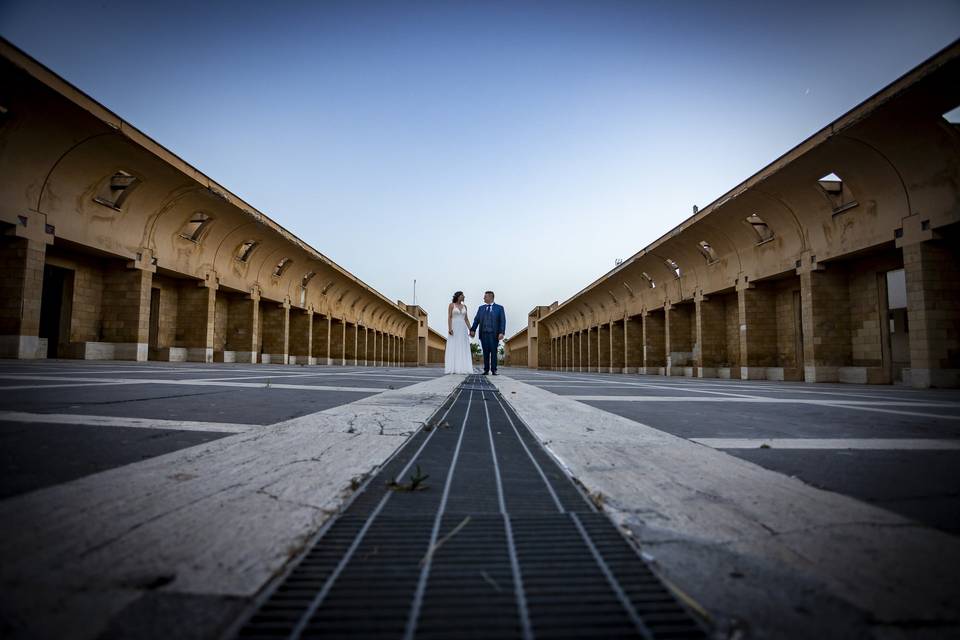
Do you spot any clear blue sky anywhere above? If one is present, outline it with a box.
[2,1,958,338]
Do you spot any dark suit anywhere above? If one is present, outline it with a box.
[471,303,506,373]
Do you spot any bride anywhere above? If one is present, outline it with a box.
[445,291,476,374]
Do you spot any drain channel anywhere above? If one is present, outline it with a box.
[234,375,708,639]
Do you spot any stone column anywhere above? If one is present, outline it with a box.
[259,299,290,365]
[625,316,642,373]
[737,279,778,380]
[345,322,357,366]
[171,279,217,363]
[569,332,576,371]
[329,319,344,365]
[695,292,725,378]
[569,334,576,370]
[642,310,666,375]
[312,314,330,365]
[586,327,595,372]
[100,264,153,361]
[360,326,367,366]
[902,236,960,388]
[289,309,314,364]
[226,290,260,363]
[610,319,625,374]
[796,267,849,383]
[354,324,361,366]
[0,235,47,358]
[665,303,695,376]
[598,323,610,371]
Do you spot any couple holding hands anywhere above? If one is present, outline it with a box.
[445,290,506,376]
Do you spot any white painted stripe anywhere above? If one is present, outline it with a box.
[0,382,132,391]
[566,395,958,407]
[0,375,383,393]
[0,411,252,433]
[567,394,960,420]
[534,380,941,403]
[691,438,960,450]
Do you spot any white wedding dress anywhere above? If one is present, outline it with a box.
[444,305,476,374]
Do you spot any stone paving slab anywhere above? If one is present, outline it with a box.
[491,374,960,639]
[0,373,462,640]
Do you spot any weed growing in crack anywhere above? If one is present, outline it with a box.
[387,465,430,492]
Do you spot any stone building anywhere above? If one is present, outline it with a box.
[506,42,960,388]
[0,39,444,366]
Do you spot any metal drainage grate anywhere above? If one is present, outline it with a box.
[234,375,708,639]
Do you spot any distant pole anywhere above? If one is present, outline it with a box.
[413,279,416,305]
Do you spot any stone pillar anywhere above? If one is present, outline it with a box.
[610,319,625,374]
[625,316,642,373]
[570,332,576,372]
[100,264,153,361]
[665,303,694,376]
[170,280,217,363]
[737,280,778,380]
[345,322,357,366]
[586,327,595,372]
[357,325,363,366]
[329,319,344,365]
[695,293,725,378]
[796,267,849,383]
[0,235,47,358]
[569,334,576,370]
[642,310,666,375]
[289,309,314,364]
[312,314,330,365]
[259,300,290,365]
[226,291,260,363]
[902,237,960,388]
[598,323,610,371]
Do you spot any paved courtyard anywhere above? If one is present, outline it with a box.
[0,360,445,501]
[2,361,959,639]
[503,368,960,533]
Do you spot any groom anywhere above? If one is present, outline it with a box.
[470,290,506,375]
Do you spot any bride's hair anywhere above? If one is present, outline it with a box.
[452,291,464,303]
